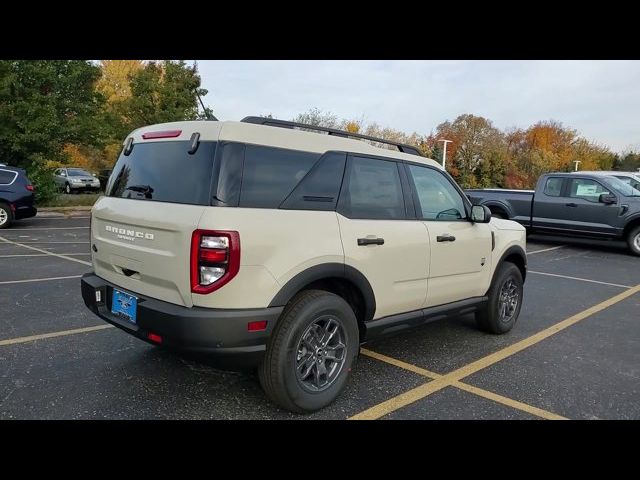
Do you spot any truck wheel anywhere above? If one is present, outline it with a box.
[0,202,12,229]
[476,262,523,334]
[491,212,506,219]
[627,226,640,256]
[258,289,359,413]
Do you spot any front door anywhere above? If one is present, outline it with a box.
[403,163,493,307]
[558,177,620,235]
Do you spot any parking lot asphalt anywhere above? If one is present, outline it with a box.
[1,218,639,419]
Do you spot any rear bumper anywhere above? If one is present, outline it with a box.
[81,272,283,369]
[14,205,37,219]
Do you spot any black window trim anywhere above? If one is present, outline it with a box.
[401,160,472,222]
[0,168,19,186]
[336,153,411,221]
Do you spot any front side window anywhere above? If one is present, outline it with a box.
[544,177,564,197]
[406,164,466,221]
[338,156,405,220]
[567,178,610,203]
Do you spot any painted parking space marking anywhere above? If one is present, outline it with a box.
[0,325,114,347]
[528,270,632,289]
[7,227,90,231]
[527,245,565,255]
[0,253,90,258]
[361,348,566,420]
[0,236,91,266]
[350,284,640,420]
[0,275,82,285]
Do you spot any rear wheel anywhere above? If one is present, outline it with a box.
[0,202,12,229]
[491,211,506,220]
[627,226,640,256]
[258,290,359,413]
[476,262,523,334]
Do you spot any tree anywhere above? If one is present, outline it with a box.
[96,60,143,105]
[121,60,208,130]
[0,60,105,170]
[293,108,338,128]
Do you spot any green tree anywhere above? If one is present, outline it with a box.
[121,60,209,131]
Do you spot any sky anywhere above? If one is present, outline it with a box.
[195,60,640,153]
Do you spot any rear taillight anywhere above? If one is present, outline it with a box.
[190,229,240,294]
[26,184,34,192]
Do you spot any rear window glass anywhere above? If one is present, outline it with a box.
[239,145,321,208]
[0,170,18,185]
[107,141,216,205]
[544,177,563,197]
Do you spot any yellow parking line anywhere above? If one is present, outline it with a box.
[360,348,567,420]
[351,284,640,420]
[0,325,114,347]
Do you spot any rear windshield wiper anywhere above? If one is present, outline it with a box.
[125,184,154,194]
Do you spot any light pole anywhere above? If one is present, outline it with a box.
[573,160,581,171]
[439,139,453,170]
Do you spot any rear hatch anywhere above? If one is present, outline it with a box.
[91,131,218,307]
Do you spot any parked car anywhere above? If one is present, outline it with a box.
[81,117,527,413]
[97,169,112,191]
[0,165,37,229]
[53,167,101,194]
[466,172,640,255]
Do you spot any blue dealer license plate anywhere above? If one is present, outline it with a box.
[111,289,138,324]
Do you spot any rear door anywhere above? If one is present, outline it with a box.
[91,139,218,307]
[337,155,430,320]
[403,163,493,307]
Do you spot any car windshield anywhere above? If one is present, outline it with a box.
[67,168,92,177]
[605,176,640,197]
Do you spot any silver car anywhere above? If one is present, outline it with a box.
[53,167,101,194]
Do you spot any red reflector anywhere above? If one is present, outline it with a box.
[248,321,268,332]
[9,203,16,212]
[142,130,182,140]
[199,248,227,263]
[26,184,34,191]
[148,332,163,344]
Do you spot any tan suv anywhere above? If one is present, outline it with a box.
[81,116,527,413]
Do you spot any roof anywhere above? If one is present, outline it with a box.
[128,120,442,169]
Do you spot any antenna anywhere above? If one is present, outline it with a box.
[196,89,218,121]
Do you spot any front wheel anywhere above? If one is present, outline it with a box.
[258,290,359,413]
[65,183,72,194]
[627,226,640,256]
[476,262,523,334]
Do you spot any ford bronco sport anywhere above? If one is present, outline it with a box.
[81,117,527,413]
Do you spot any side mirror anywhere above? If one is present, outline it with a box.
[599,193,617,205]
[471,205,492,223]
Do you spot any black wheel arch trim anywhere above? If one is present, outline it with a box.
[490,245,527,290]
[481,200,513,218]
[268,263,376,322]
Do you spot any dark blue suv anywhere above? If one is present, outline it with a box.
[0,166,37,229]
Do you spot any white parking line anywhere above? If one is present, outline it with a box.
[26,216,90,220]
[0,325,114,347]
[8,226,90,231]
[528,270,632,289]
[527,245,565,255]
[6,241,90,244]
[0,275,82,285]
[0,236,91,266]
[0,253,90,258]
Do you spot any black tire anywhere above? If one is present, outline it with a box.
[258,289,359,413]
[491,212,506,220]
[65,183,72,195]
[627,226,640,256]
[476,262,523,334]
[0,202,12,229]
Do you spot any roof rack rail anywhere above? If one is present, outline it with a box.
[240,116,423,157]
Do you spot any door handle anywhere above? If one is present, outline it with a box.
[436,234,456,242]
[357,237,384,246]
[565,203,578,207]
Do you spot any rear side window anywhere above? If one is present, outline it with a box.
[107,141,217,205]
[544,177,564,197]
[0,170,18,185]
[338,156,405,220]
[239,145,320,208]
[280,152,346,211]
